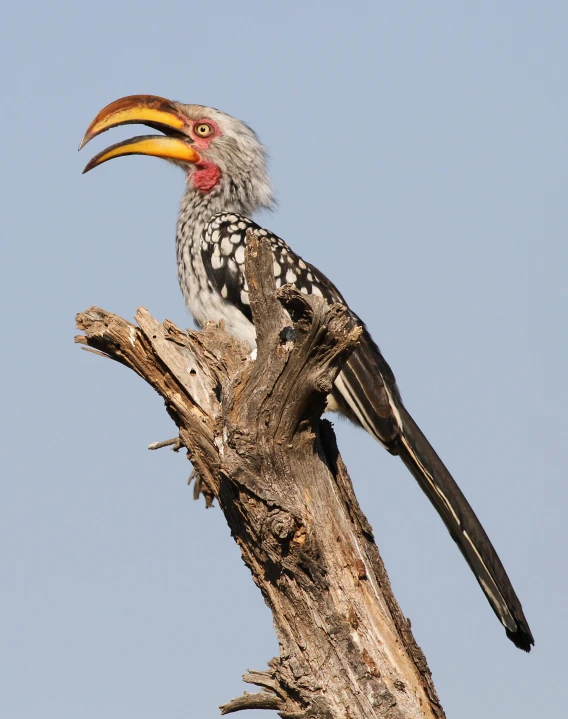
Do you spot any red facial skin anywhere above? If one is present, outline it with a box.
[187,118,223,192]
[192,162,222,192]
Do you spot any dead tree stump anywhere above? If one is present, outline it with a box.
[75,236,445,719]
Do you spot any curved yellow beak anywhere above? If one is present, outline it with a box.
[79,94,201,173]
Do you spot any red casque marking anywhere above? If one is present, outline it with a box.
[191,161,222,192]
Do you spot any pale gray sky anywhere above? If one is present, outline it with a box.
[1,1,566,717]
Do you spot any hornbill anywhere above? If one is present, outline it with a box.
[80,94,534,651]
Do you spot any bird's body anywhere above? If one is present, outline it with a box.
[178,205,338,347]
[80,94,534,651]
[177,207,401,440]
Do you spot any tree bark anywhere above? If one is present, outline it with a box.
[75,235,445,719]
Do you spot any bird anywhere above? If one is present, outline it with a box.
[79,94,534,651]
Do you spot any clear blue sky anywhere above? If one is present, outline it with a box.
[1,2,566,717]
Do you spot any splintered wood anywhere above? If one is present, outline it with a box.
[76,235,444,719]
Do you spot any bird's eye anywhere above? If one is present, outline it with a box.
[194,123,213,138]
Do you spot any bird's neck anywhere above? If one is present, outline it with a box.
[177,182,255,249]
[175,181,256,321]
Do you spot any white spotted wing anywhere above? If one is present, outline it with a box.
[200,213,345,321]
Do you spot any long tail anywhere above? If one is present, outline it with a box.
[395,402,534,650]
[332,329,534,651]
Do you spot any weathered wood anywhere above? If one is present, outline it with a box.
[75,234,445,719]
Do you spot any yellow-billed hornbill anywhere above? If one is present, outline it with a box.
[80,95,534,651]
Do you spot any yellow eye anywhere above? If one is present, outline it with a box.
[194,122,213,138]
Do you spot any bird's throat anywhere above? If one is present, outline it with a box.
[191,161,222,193]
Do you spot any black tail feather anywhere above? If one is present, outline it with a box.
[332,330,534,651]
[395,403,534,651]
